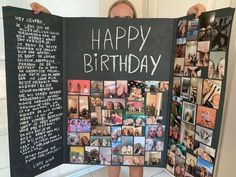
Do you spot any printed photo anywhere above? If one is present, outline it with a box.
[104,98,126,110]
[90,136,111,147]
[90,93,103,107]
[196,106,217,129]
[68,95,78,118]
[70,146,84,164]
[68,118,91,133]
[185,153,197,177]
[166,150,175,174]
[111,126,122,143]
[195,125,213,146]
[84,147,100,164]
[185,41,198,66]
[175,38,186,58]
[146,92,162,116]
[208,51,226,80]
[67,132,90,146]
[159,81,169,91]
[195,157,213,177]
[197,41,210,66]
[91,81,103,93]
[112,155,123,165]
[112,141,121,155]
[127,81,145,101]
[145,151,162,166]
[174,156,186,177]
[68,80,90,95]
[90,106,102,126]
[145,81,160,92]
[168,139,186,159]
[100,147,111,165]
[194,142,215,163]
[189,78,203,104]
[126,100,144,114]
[134,137,145,155]
[212,16,232,51]
[116,80,128,98]
[145,124,165,139]
[123,115,145,126]
[179,122,195,150]
[177,19,187,38]
[183,66,201,77]
[182,102,196,125]
[174,57,184,76]
[123,156,144,166]
[102,110,123,125]
[79,96,89,118]
[202,79,221,109]
[122,126,143,136]
[104,81,116,98]
[169,119,181,142]
[198,12,215,41]
[187,19,199,40]
[180,77,191,99]
[121,136,134,155]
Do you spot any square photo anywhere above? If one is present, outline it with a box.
[198,12,215,41]
[90,93,103,107]
[195,157,213,177]
[196,106,217,129]
[112,155,123,165]
[91,81,103,93]
[173,77,181,97]
[127,81,145,101]
[179,122,195,150]
[70,147,84,164]
[68,95,78,118]
[146,92,163,116]
[84,147,100,164]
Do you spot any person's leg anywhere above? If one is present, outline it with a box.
[129,167,143,177]
[107,166,121,177]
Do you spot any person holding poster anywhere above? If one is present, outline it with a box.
[30,1,206,177]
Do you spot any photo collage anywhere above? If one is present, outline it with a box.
[168,12,232,177]
[67,80,169,166]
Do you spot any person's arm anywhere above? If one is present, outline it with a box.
[187,3,206,18]
[30,2,51,14]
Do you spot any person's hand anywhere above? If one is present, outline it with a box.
[187,3,206,18]
[30,2,51,14]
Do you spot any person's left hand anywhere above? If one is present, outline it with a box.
[187,3,206,18]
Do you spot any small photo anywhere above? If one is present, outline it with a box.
[198,12,215,41]
[111,141,121,155]
[166,150,175,174]
[67,132,90,146]
[185,41,198,66]
[126,101,144,114]
[189,78,203,104]
[174,156,186,177]
[146,124,165,139]
[175,38,186,58]
[177,19,187,38]
[180,77,191,99]
[182,102,196,125]
[187,19,199,40]
[104,81,116,98]
[146,116,163,125]
[168,139,186,159]
[159,81,169,91]
[122,126,143,136]
[91,126,110,136]
[183,66,201,77]
[145,81,160,93]
[68,95,78,118]
[121,136,134,155]
[208,51,226,80]
[91,81,103,93]
[100,147,111,165]
[123,156,144,166]
[102,110,123,126]
[134,136,145,155]
[103,98,126,110]
[202,79,221,109]
[195,125,213,146]
[123,115,145,126]
[179,122,195,150]
[84,147,100,164]
[212,16,232,51]
[90,136,111,147]
[116,80,128,98]
[173,77,181,97]
[152,140,164,151]
[145,151,162,166]
[185,153,197,177]
[197,41,210,66]
[171,96,183,120]
[174,58,185,76]
[196,157,213,177]
[128,81,145,101]
[70,147,84,164]
[111,126,122,143]
[90,107,102,126]
[169,124,181,142]
[79,96,89,118]
[194,143,215,163]
[68,80,90,95]
[90,93,103,107]
[112,155,123,165]
[146,92,163,116]
[68,118,91,133]
[196,106,217,129]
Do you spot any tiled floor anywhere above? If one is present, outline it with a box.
[78,167,173,177]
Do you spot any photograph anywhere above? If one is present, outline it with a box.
[145,124,165,139]
[121,136,134,155]
[100,147,112,165]
[185,153,197,177]
[173,77,181,97]
[196,106,217,129]
[194,142,215,163]
[102,110,123,125]
[145,81,160,92]
[198,11,215,41]
[195,125,213,146]
[91,126,111,136]
[208,51,226,80]
[123,156,144,166]
[67,132,90,146]
[175,38,186,58]
[126,100,144,114]
[146,92,162,116]
[180,77,191,99]
[212,16,232,51]
[90,136,111,147]
[70,146,84,164]
[183,66,201,77]
[185,41,198,66]
[146,115,163,125]
[78,96,89,118]
[171,96,183,121]
[84,147,100,164]
[90,106,102,126]
[197,41,210,66]
[182,102,196,125]
[68,95,78,118]
[112,155,123,165]
[116,80,128,98]
[90,93,103,107]
[189,78,203,104]
[179,122,195,150]
[134,137,145,155]
[111,126,122,143]
[174,156,186,177]
[187,19,199,41]
[68,118,91,133]
[168,139,186,159]
[68,80,90,95]
[177,19,187,38]
[145,151,162,166]
[166,150,176,174]
[90,80,103,93]
[174,57,185,76]
[195,157,213,177]
[123,114,145,126]
[122,126,143,136]
[104,81,116,98]
[103,98,126,110]
[202,79,221,109]
[127,80,145,101]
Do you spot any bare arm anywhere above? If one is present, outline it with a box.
[187,3,206,18]
[30,2,51,14]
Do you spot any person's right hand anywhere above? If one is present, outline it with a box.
[30,2,51,14]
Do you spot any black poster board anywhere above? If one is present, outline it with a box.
[3,6,234,177]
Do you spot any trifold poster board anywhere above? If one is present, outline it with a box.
[2,6,234,177]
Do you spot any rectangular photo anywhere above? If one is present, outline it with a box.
[68,95,78,118]
[104,98,126,110]
[111,126,122,143]
[174,57,184,76]
[146,116,163,125]
[90,136,111,147]
[121,136,134,155]
[179,122,195,150]
[68,80,90,95]
[196,106,217,129]
[145,151,162,166]
[79,96,89,118]
[145,81,160,93]
[127,81,145,101]
[123,114,145,126]
[189,78,203,104]
[112,155,123,165]
[116,80,128,98]
[133,137,145,155]
[100,147,111,165]
[67,132,90,146]
[195,125,213,146]
[197,41,210,66]
[173,76,181,97]
[195,157,213,177]
[70,146,84,164]
[123,156,144,166]
[90,106,102,126]
[194,143,215,163]
[84,147,100,164]
[198,11,215,41]
[185,153,197,177]
[180,77,191,99]
[182,101,196,125]
[91,126,111,136]
[177,19,187,38]
[187,19,199,40]
[91,81,103,93]
[166,150,176,174]
[146,92,163,116]
[183,66,201,77]
[185,41,198,66]
[126,100,144,114]
[104,81,116,98]
[102,110,123,126]
[175,38,186,58]
[90,93,103,107]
